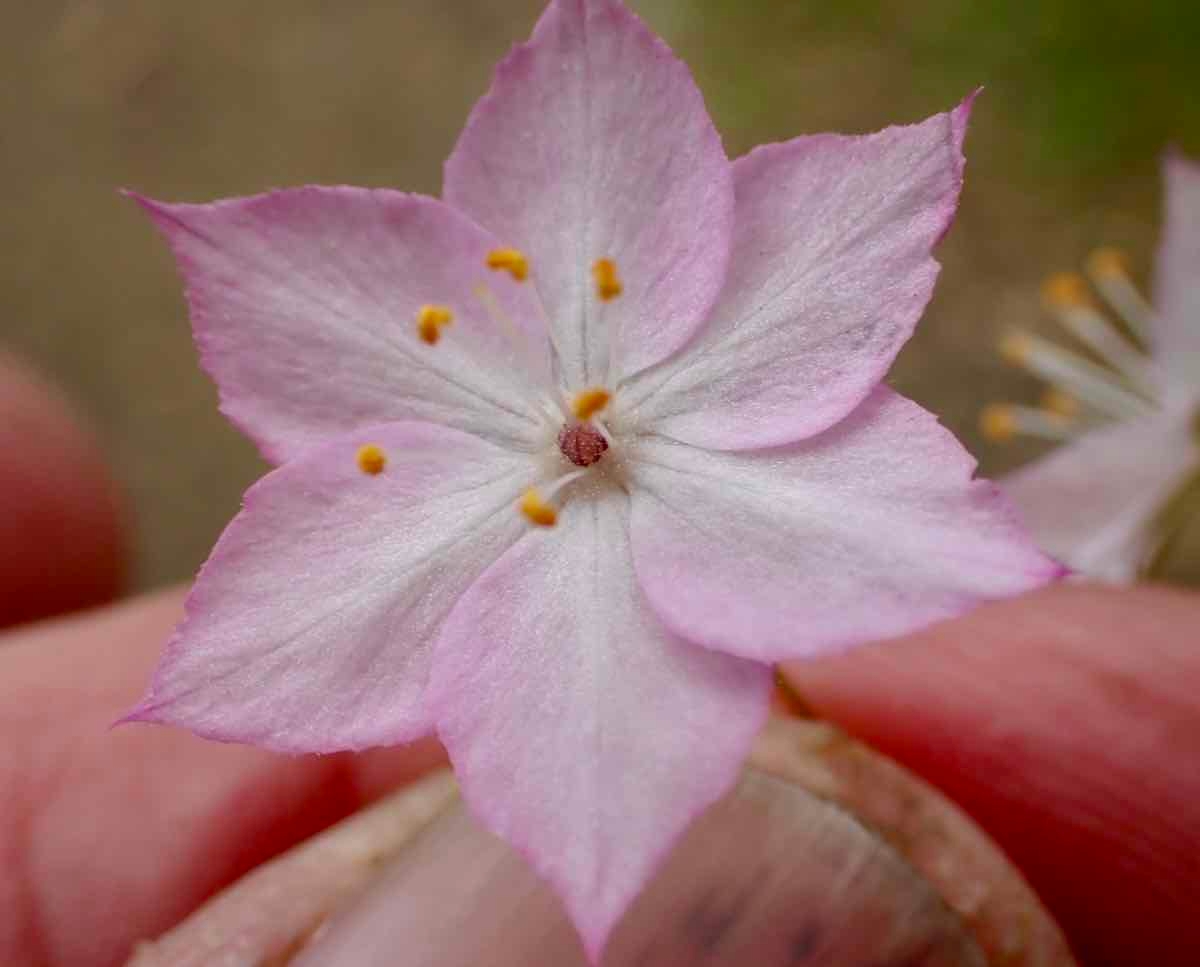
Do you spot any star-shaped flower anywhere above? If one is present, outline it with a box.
[984,153,1200,582]
[125,0,1059,958]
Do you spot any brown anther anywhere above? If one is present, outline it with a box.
[558,423,608,468]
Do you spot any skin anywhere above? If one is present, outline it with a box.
[1,353,1197,967]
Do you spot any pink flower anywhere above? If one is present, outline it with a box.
[125,0,1058,958]
[985,153,1200,582]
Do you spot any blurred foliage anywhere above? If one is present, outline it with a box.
[688,0,1200,182]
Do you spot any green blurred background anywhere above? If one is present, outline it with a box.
[3,0,1198,590]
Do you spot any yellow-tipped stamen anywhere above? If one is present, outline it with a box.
[1040,272,1092,311]
[998,329,1154,420]
[1041,289,1160,395]
[998,330,1034,366]
[486,247,529,282]
[980,404,1018,442]
[592,258,622,301]
[1040,387,1081,420]
[517,470,587,527]
[1084,246,1157,341]
[356,443,387,475]
[416,304,453,345]
[571,387,611,421]
[1086,247,1128,281]
[981,403,1074,443]
[520,488,558,527]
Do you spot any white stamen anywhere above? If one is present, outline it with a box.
[1087,269,1159,342]
[590,416,615,448]
[1003,404,1079,441]
[542,468,587,502]
[1003,331,1157,421]
[1049,303,1162,398]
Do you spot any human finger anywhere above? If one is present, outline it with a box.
[787,583,1200,966]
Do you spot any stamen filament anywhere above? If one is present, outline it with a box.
[591,418,614,447]
[519,470,586,527]
[1085,248,1157,341]
[999,330,1156,421]
[1045,300,1161,397]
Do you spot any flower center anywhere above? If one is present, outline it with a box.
[558,422,608,467]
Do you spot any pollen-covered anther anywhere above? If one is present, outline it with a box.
[1086,246,1129,281]
[520,488,558,527]
[1041,387,1080,420]
[592,258,622,301]
[980,404,1018,442]
[998,330,1033,366]
[571,387,611,421]
[1040,272,1092,310]
[356,443,387,475]
[486,248,529,282]
[416,304,453,345]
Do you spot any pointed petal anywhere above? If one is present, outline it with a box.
[1003,415,1198,582]
[1153,152,1200,382]
[628,387,1061,662]
[429,489,771,961]
[133,188,554,463]
[443,0,734,387]
[621,96,975,450]
[125,422,537,752]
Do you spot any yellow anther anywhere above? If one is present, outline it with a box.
[1041,387,1079,420]
[1040,272,1092,310]
[416,304,453,345]
[592,258,622,301]
[1087,247,1129,281]
[979,404,1017,442]
[998,330,1033,366]
[486,248,529,282]
[356,443,387,475]
[571,387,611,421]
[520,488,558,527]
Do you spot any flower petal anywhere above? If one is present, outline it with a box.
[124,422,537,752]
[1002,415,1198,582]
[443,0,733,388]
[429,488,771,962]
[133,188,554,463]
[628,386,1061,662]
[620,95,975,451]
[1153,152,1200,382]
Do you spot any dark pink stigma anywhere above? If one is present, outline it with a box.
[558,423,608,467]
